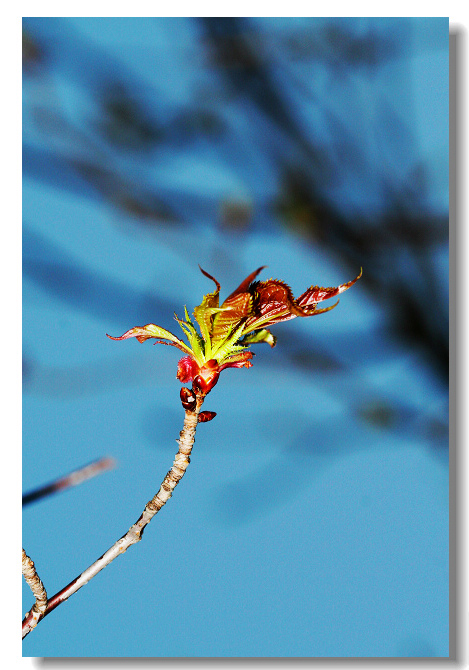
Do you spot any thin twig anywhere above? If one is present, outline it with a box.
[22,399,203,639]
[22,456,116,507]
[22,549,48,636]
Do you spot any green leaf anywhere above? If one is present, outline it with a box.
[240,329,277,348]
[211,320,247,361]
[107,324,193,355]
[184,305,194,328]
[175,312,204,362]
[193,268,223,351]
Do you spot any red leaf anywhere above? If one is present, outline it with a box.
[297,269,362,308]
[225,266,266,301]
[198,266,221,293]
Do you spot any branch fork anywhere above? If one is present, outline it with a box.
[22,397,203,639]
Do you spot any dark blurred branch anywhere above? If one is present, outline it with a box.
[199,17,334,180]
[274,163,449,379]
[22,457,116,507]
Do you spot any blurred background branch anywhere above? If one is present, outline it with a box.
[22,457,116,507]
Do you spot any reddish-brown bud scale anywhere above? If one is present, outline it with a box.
[192,359,220,395]
[192,376,206,394]
[192,372,220,395]
[180,387,197,411]
[198,411,217,423]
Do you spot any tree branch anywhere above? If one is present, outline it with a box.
[22,548,48,636]
[22,456,116,507]
[22,398,203,639]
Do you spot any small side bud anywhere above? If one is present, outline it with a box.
[198,411,217,423]
[180,387,197,411]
